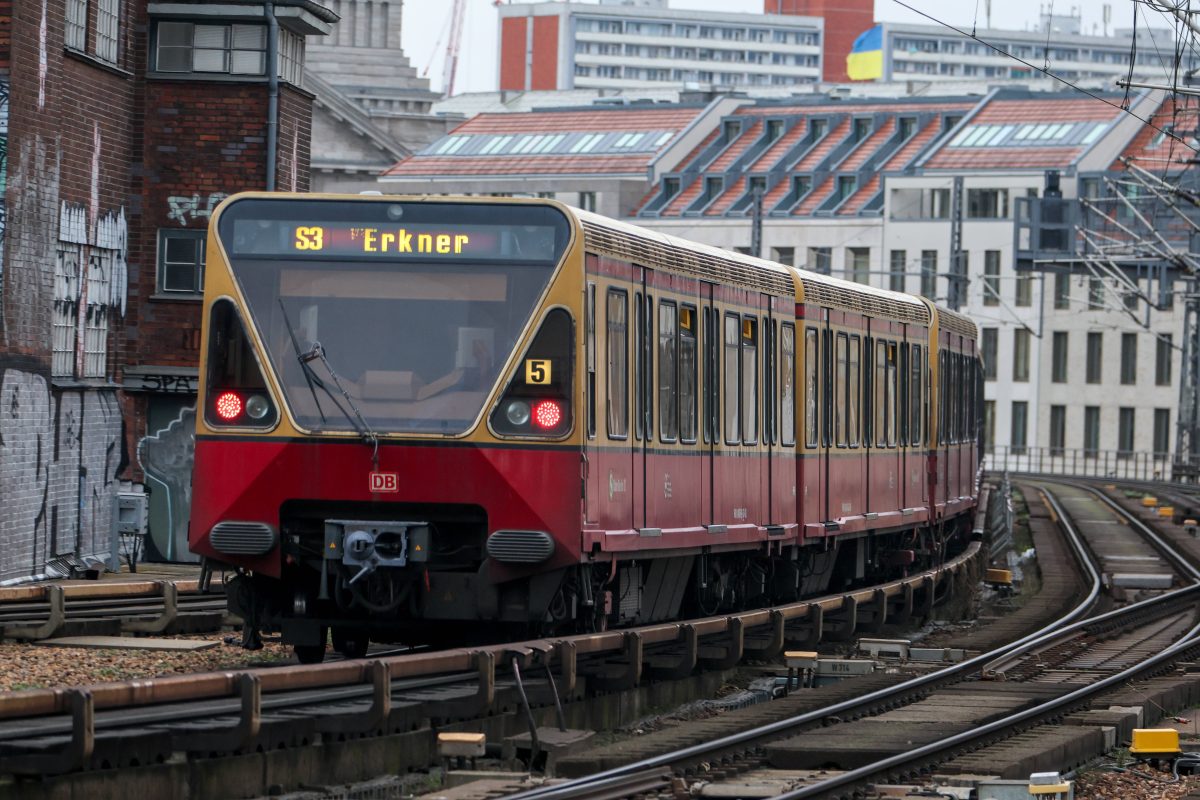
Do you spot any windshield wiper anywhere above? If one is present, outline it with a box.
[278,300,380,466]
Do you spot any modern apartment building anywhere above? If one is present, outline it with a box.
[498,1,824,92]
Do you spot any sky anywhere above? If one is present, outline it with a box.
[399,0,1147,95]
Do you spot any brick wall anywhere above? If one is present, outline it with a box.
[766,0,874,83]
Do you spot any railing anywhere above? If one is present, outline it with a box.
[983,446,1177,482]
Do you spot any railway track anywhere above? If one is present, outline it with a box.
[0,508,990,798]
[496,480,1200,800]
[0,578,228,640]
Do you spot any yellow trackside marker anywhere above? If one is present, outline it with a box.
[526,359,552,385]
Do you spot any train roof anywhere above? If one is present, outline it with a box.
[574,208,796,298]
[792,268,930,328]
[935,306,978,340]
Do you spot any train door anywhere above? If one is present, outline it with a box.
[820,310,832,524]
[763,294,776,525]
[633,273,650,531]
[799,313,824,529]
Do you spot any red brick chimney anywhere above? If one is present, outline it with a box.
[767,0,875,83]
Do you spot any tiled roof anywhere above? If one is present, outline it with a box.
[708,120,763,171]
[922,94,1122,170]
[1112,97,1188,169]
[838,174,880,216]
[795,176,834,215]
[382,104,707,179]
[880,121,943,171]
[705,176,747,216]
[792,118,851,172]
[660,179,705,216]
[747,120,807,171]
[839,119,897,171]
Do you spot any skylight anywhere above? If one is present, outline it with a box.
[419,130,677,158]
[946,120,1109,149]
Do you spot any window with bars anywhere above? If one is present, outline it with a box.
[66,0,121,64]
[53,247,82,378]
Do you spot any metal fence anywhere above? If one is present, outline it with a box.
[982,447,1176,482]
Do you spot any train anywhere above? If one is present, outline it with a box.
[189,193,981,663]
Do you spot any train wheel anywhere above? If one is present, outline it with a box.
[332,627,370,659]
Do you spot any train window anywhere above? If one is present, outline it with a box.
[680,305,698,443]
[875,340,888,447]
[804,328,818,448]
[887,342,898,447]
[937,350,945,445]
[910,345,921,446]
[782,324,796,447]
[606,289,628,439]
[742,317,758,444]
[658,301,678,442]
[848,335,861,447]
[898,343,909,447]
[634,293,644,441]
[702,307,714,444]
[822,329,833,447]
[835,333,848,447]
[587,283,596,439]
[764,319,776,445]
[724,314,741,444]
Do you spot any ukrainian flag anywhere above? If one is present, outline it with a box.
[846,25,883,81]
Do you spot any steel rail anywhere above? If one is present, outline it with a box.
[500,485,1108,800]
[0,541,983,722]
[768,484,1200,800]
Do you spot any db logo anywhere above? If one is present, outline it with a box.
[369,472,399,493]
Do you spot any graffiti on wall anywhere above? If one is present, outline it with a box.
[138,407,196,562]
[0,78,8,306]
[0,366,123,581]
[168,193,228,226]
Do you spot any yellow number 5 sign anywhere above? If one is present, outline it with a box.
[525,359,552,385]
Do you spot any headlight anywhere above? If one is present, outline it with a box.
[506,400,531,426]
[245,394,271,420]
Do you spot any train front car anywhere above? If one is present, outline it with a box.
[190,194,582,661]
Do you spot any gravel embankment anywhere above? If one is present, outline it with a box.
[1075,765,1200,799]
[0,634,292,691]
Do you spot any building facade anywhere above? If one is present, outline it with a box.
[383,86,1187,474]
[497,1,824,93]
[0,0,333,580]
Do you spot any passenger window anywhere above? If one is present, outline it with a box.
[886,341,898,447]
[822,329,833,447]
[899,343,909,447]
[848,335,860,447]
[680,306,697,443]
[724,313,741,444]
[606,289,628,439]
[765,319,776,445]
[659,301,678,442]
[634,293,644,441]
[835,333,848,447]
[703,307,714,444]
[643,294,653,437]
[742,317,758,444]
[875,340,888,447]
[804,327,818,448]
[908,345,917,446]
[587,282,596,439]
[782,324,796,447]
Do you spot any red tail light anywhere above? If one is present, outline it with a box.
[215,391,244,421]
[532,400,563,431]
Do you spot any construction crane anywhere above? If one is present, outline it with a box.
[442,0,467,97]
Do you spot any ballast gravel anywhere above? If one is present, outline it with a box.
[1074,765,1200,799]
[0,633,292,691]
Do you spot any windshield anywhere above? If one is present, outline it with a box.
[216,197,571,434]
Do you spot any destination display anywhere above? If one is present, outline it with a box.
[226,216,561,263]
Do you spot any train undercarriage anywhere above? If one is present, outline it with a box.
[224,502,973,663]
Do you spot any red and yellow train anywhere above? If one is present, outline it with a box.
[189,193,980,662]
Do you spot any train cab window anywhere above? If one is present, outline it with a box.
[848,335,861,447]
[910,345,922,446]
[804,328,818,448]
[658,301,678,442]
[742,317,758,444]
[875,340,888,447]
[587,283,596,438]
[782,324,796,447]
[724,313,741,444]
[835,333,848,447]
[606,289,628,439]
[680,306,698,443]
